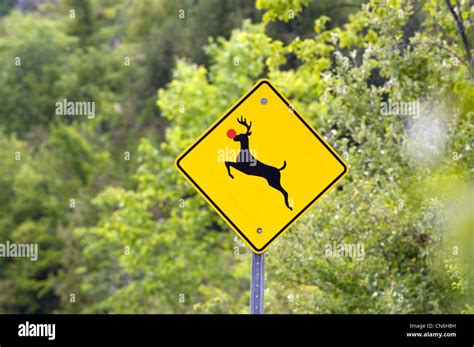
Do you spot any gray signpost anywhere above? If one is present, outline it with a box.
[175,80,348,315]
[250,252,265,314]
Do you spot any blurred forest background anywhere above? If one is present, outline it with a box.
[0,0,472,314]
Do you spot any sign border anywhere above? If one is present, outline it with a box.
[175,79,348,253]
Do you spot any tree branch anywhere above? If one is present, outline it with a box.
[445,0,472,67]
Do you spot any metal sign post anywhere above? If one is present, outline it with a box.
[250,252,265,314]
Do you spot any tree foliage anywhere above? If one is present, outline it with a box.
[0,0,472,313]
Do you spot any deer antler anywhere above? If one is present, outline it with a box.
[237,116,252,135]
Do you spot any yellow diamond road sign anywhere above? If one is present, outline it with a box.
[175,79,348,253]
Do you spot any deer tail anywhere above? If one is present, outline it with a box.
[278,161,287,171]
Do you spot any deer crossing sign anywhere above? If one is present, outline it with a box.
[175,80,348,253]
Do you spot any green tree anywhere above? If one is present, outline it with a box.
[0,125,108,313]
[0,12,76,134]
[80,0,472,313]
[62,0,95,46]
[0,0,471,315]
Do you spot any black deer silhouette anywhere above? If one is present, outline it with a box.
[225,116,292,210]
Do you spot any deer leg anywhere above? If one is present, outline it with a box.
[268,180,293,211]
[225,161,235,179]
[281,187,293,211]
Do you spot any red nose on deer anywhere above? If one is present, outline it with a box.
[227,129,236,139]
[225,116,292,210]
